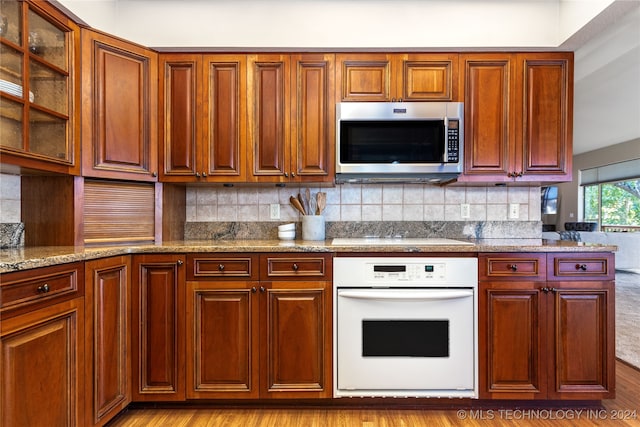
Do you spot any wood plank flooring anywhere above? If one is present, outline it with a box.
[107,360,640,427]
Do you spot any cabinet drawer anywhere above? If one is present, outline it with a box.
[547,253,614,281]
[260,254,332,280]
[479,254,546,281]
[187,254,258,280]
[0,262,84,315]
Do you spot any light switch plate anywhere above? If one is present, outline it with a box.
[509,203,519,219]
[270,204,280,219]
[460,203,470,219]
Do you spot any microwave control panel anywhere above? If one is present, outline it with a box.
[447,119,460,163]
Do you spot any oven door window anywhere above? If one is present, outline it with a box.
[362,320,448,357]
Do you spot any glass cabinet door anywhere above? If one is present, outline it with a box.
[0,0,74,167]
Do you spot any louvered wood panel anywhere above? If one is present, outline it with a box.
[83,180,155,244]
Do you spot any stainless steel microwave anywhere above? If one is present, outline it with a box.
[336,102,463,183]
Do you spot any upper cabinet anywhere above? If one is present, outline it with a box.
[248,53,335,183]
[161,53,334,184]
[81,29,158,181]
[460,52,573,183]
[336,53,459,102]
[160,54,248,182]
[0,0,80,174]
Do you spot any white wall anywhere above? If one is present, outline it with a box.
[572,5,640,154]
[56,0,606,48]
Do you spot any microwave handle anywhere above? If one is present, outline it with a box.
[338,289,473,301]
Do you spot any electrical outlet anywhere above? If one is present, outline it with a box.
[460,203,470,219]
[269,204,280,220]
[509,203,520,219]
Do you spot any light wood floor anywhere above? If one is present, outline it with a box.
[107,360,640,427]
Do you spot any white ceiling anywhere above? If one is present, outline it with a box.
[56,0,640,155]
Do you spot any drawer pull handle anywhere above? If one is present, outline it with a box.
[292,263,299,271]
[37,284,50,293]
[576,264,588,271]
[508,264,518,271]
[218,264,225,271]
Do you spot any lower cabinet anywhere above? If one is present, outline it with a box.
[186,253,333,399]
[1,263,85,427]
[479,252,615,400]
[132,254,186,401]
[84,256,131,426]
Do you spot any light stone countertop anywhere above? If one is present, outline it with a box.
[0,239,617,273]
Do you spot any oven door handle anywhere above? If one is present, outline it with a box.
[338,289,474,301]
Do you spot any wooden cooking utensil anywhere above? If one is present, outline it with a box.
[316,192,326,215]
[297,193,307,215]
[290,195,306,215]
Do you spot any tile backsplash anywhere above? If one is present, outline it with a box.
[187,184,541,223]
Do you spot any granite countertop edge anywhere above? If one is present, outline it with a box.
[0,239,618,273]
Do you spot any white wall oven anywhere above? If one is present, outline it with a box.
[334,256,478,398]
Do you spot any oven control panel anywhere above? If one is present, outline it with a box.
[370,262,447,282]
[334,257,478,287]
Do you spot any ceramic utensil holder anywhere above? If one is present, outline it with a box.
[302,215,325,241]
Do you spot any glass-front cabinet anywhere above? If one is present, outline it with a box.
[0,0,79,174]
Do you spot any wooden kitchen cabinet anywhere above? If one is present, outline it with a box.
[1,262,85,427]
[478,252,614,400]
[0,0,80,175]
[159,54,248,182]
[248,53,335,183]
[84,256,131,426]
[131,254,186,401]
[185,253,332,399]
[460,52,573,183]
[336,53,458,102]
[81,28,158,181]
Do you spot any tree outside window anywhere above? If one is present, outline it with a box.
[584,179,640,231]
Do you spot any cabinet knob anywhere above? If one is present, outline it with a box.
[576,264,588,271]
[251,287,257,293]
[177,260,184,266]
[260,286,266,293]
[152,171,157,177]
[508,264,518,272]
[195,172,201,178]
[541,287,549,293]
[291,172,296,178]
[218,264,225,271]
[284,172,289,178]
[292,263,299,271]
[37,283,50,293]
[202,172,207,177]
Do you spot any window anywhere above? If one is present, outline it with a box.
[583,179,640,231]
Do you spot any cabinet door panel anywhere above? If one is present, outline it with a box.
[1,299,83,427]
[480,284,545,399]
[262,284,330,398]
[460,56,513,181]
[402,54,458,101]
[132,255,185,401]
[291,54,334,181]
[81,30,158,181]
[518,54,572,180]
[160,56,199,179]
[337,54,392,101]
[549,285,614,399]
[248,55,290,181]
[85,256,130,426]
[186,285,259,398]
[203,56,247,180]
